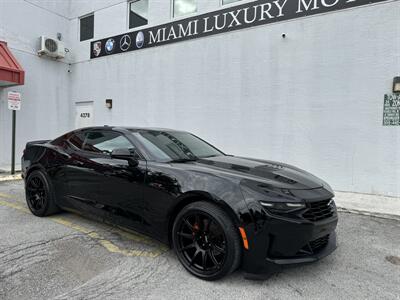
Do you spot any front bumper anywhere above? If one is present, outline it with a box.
[241,206,338,279]
[266,231,337,265]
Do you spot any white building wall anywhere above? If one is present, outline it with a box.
[0,0,72,170]
[0,0,399,197]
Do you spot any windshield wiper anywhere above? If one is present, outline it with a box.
[169,158,198,163]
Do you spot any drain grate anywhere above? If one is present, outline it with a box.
[385,255,400,265]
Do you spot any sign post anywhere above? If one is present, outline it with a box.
[11,110,16,174]
[7,91,21,175]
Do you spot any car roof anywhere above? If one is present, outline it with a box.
[75,126,187,133]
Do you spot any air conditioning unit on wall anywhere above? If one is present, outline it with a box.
[38,36,65,59]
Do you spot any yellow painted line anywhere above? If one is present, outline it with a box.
[49,216,168,258]
[0,199,30,213]
[0,195,168,258]
[0,192,14,199]
[114,226,169,250]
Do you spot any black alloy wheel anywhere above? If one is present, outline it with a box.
[25,170,60,217]
[172,202,241,280]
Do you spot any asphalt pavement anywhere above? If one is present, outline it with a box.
[0,180,399,300]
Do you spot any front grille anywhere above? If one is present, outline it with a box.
[297,234,330,255]
[302,199,334,222]
[309,235,330,252]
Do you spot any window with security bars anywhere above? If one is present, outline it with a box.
[80,14,94,41]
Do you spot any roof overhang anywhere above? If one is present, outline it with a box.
[0,41,25,87]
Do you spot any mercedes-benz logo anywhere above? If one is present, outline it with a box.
[120,35,131,52]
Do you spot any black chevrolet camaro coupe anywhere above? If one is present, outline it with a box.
[22,126,338,280]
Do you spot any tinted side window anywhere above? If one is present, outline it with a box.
[68,132,85,149]
[51,132,85,149]
[51,134,69,147]
[83,131,134,154]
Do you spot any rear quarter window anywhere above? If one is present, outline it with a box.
[51,132,85,149]
[68,132,85,149]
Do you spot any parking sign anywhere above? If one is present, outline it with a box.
[7,91,21,110]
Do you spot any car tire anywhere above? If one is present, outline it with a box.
[172,201,241,281]
[25,170,61,217]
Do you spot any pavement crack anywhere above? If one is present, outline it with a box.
[0,233,84,257]
[287,283,303,296]
[0,233,88,281]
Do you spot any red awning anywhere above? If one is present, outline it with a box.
[0,41,25,87]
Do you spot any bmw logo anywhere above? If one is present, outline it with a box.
[136,31,145,49]
[105,38,115,54]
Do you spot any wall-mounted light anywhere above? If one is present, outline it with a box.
[393,77,400,93]
[106,99,112,109]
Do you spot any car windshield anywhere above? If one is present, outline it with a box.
[131,130,224,162]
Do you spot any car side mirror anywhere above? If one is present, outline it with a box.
[111,148,139,167]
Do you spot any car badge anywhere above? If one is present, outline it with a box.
[120,34,131,52]
[136,31,145,49]
[92,41,102,57]
[105,38,115,54]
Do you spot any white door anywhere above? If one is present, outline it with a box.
[75,101,94,129]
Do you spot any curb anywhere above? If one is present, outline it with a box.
[0,174,22,182]
[337,207,400,222]
[334,191,400,220]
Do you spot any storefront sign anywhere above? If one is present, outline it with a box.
[7,91,21,110]
[383,94,400,126]
[91,0,389,59]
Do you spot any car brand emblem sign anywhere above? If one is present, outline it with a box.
[105,38,115,53]
[92,0,388,59]
[92,41,102,57]
[136,31,145,49]
[120,35,131,52]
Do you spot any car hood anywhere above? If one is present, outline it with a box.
[187,155,326,190]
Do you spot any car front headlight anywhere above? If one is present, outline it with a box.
[259,201,306,214]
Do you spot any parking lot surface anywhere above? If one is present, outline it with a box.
[0,180,399,300]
